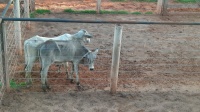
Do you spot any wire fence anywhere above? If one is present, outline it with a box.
[0,22,4,104]
[0,0,30,103]
[1,19,200,94]
[1,0,200,105]
[13,22,113,92]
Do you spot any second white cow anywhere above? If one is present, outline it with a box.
[24,29,92,85]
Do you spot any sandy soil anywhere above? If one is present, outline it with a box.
[1,13,200,111]
[1,90,200,112]
[35,0,157,13]
[1,0,200,112]
[34,0,200,13]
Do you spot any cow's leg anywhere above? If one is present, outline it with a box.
[25,56,36,86]
[73,63,82,90]
[65,62,69,79]
[67,63,74,83]
[56,63,62,73]
[40,64,50,92]
[24,46,38,86]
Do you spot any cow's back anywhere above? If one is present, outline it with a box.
[59,40,88,61]
[52,33,72,40]
[25,34,72,47]
[24,35,47,47]
[40,40,88,62]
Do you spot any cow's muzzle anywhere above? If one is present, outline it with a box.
[90,68,94,71]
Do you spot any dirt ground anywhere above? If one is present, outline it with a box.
[35,0,157,13]
[0,13,200,112]
[1,0,200,112]
[34,0,200,13]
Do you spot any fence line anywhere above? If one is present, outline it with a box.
[0,0,200,104]
[2,17,200,25]
[0,0,31,104]
[157,0,200,15]
[1,17,200,94]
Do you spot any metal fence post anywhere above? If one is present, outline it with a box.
[14,0,22,55]
[0,22,10,92]
[110,24,122,94]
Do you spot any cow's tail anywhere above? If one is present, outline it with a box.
[24,41,29,71]
[37,43,43,72]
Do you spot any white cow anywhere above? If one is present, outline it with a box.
[24,29,92,85]
[39,39,98,91]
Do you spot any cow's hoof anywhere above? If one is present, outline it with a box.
[70,79,74,83]
[77,86,82,90]
[76,84,84,91]
[26,81,32,88]
[43,88,47,92]
[46,85,51,90]
[42,85,47,92]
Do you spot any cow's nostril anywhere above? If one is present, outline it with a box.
[90,68,94,71]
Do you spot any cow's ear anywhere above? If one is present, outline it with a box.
[94,48,99,54]
[84,34,93,38]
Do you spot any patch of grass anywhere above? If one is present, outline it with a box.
[145,11,153,14]
[10,80,18,88]
[175,0,196,3]
[0,80,27,89]
[129,0,157,2]
[132,12,142,15]
[10,80,27,89]
[0,81,2,88]
[30,9,51,18]
[79,10,97,14]
[64,8,129,14]
[111,0,127,2]
[64,8,76,13]
[64,9,96,14]
[100,10,129,14]
[30,12,36,18]
[35,9,51,14]
[64,9,145,15]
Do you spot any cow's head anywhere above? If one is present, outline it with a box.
[85,48,99,71]
[75,29,93,43]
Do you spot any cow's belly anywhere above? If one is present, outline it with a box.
[54,56,73,62]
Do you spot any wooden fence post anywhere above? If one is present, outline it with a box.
[1,22,10,92]
[96,0,101,14]
[14,0,22,55]
[24,0,31,29]
[156,0,168,15]
[30,0,35,11]
[110,24,122,94]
